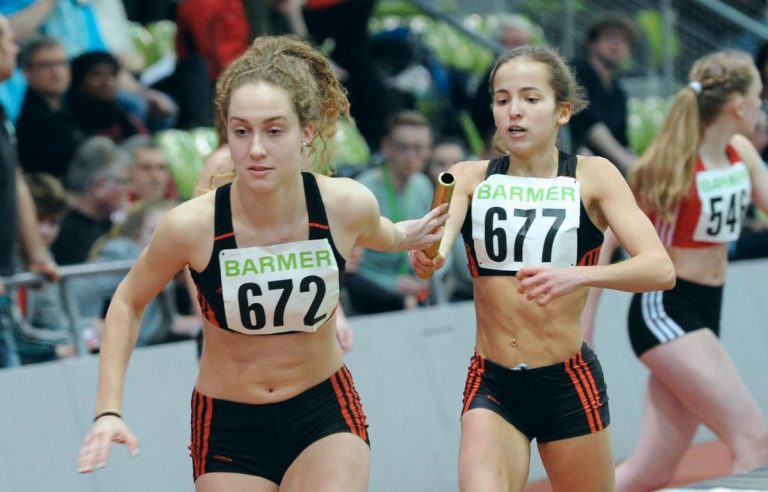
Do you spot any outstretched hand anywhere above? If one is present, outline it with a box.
[516,266,584,306]
[408,249,447,278]
[77,416,140,474]
[396,203,449,251]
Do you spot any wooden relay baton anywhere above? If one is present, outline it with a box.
[417,172,456,279]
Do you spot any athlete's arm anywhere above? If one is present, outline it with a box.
[731,134,768,215]
[517,157,675,305]
[77,203,202,473]
[338,177,448,252]
[576,157,674,291]
[410,160,478,277]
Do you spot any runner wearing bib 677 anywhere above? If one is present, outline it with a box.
[409,45,674,492]
[614,51,768,492]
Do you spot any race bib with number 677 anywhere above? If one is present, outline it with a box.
[471,174,581,272]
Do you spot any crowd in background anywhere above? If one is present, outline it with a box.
[2,0,768,368]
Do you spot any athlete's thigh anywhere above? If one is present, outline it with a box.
[641,329,763,439]
[537,428,614,492]
[459,408,531,492]
[280,432,370,492]
[196,472,278,492]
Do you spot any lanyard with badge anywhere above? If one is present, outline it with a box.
[382,166,410,274]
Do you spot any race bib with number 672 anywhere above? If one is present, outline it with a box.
[219,239,339,335]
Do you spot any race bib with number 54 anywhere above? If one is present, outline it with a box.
[692,163,750,243]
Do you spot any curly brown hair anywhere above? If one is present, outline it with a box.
[214,35,351,174]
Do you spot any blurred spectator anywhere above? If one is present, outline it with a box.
[67,51,148,143]
[121,135,176,202]
[346,110,433,314]
[122,0,176,24]
[72,199,199,348]
[0,14,59,368]
[172,0,250,129]
[303,0,388,148]
[171,0,300,129]
[470,14,539,145]
[16,172,75,364]
[89,0,179,132]
[16,34,84,177]
[426,137,473,302]
[1,0,107,122]
[51,136,132,265]
[569,13,638,174]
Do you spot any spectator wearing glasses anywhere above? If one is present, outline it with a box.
[51,136,132,266]
[347,110,434,313]
[16,34,84,178]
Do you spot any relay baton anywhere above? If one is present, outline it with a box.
[417,172,455,279]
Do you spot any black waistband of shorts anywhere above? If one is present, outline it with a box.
[475,342,595,376]
[672,277,724,296]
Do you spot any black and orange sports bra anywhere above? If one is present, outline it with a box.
[190,172,346,335]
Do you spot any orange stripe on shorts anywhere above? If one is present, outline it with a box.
[565,358,598,433]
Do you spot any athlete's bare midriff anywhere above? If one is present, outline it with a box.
[472,276,587,368]
[668,244,729,286]
[195,314,343,404]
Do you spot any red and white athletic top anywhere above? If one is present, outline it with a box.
[651,145,751,248]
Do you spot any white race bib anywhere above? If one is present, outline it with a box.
[693,163,751,243]
[219,239,339,335]
[472,174,580,271]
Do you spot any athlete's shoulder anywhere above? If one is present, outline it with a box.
[314,172,373,199]
[450,159,490,182]
[729,134,760,160]
[450,159,489,176]
[575,154,616,173]
[728,134,764,173]
[314,173,379,221]
[158,193,215,239]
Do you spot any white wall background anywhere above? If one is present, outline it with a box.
[1,259,766,492]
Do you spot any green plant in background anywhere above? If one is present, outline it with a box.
[627,96,671,156]
[309,119,371,175]
[189,127,219,159]
[369,14,494,76]
[155,129,205,200]
[128,21,177,70]
[374,0,425,17]
[637,9,679,70]
[146,21,177,62]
